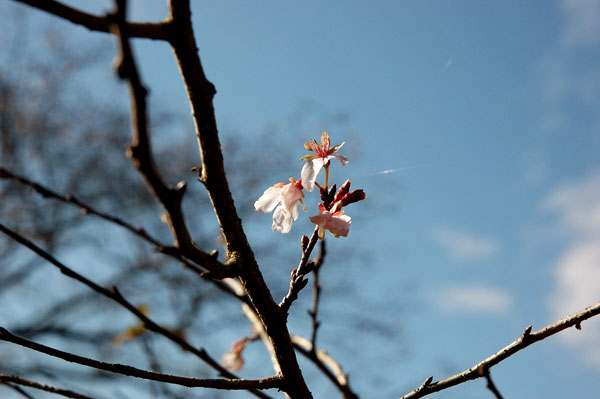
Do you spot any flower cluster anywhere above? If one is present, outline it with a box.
[255,131,365,239]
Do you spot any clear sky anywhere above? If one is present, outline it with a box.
[10,1,600,398]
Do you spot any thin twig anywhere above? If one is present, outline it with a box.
[1,382,36,399]
[0,222,271,399]
[0,328,283,391]
[0,373,95,399]
[0,167,248,304]
[309,239,326,350]
[292,335,358,399]
[12,0,167,40]
[279,228,320,314]
[0,167,162,246]
[480,368,504,399]
[399,301,600,399]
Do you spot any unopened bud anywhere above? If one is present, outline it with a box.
[333,180,352,203]
[341,189,367,207]
[301,235,309,251]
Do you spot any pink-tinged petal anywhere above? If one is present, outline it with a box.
[254,186,282,213]
[309,207,352,238]
[330,153,349,166]
[309,213,325,226]
[272,206,294,233]
[220,350,244,372]
[281,182,304,213]
[328,214,351,237]
[301,158,324,192]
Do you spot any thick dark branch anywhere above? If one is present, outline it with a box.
[164,2,311,397]
[0,328,283,390]
[164,1,247,258]
[0,373,94,399]
[0,221,271,399]
[11,0,167,40]
[400,301,600,399]
[108,0,234,279]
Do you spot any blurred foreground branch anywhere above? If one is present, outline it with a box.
[0,373,94,399]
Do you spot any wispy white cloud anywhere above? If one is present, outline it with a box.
[539,0,600,129]
[432,227,500,261]
[560,0,600,48]
[542,171,600,236]
[543,170,600,365]
[442,57,454,72]
[431,284,513,314]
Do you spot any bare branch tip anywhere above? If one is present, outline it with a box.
[521,325,533,339]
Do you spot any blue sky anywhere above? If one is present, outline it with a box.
[8,1,600,398]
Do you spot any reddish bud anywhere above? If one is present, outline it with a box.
[341,189,366,206]
[301,235,309,251]
[333,179,352,204]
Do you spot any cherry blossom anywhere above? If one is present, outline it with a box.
[301,131,348,192]
[310,203,352,239]
[220,337,250,372]
[254,178,305,233]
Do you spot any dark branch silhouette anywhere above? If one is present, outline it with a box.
[0,327,283,391]
[400,301,600,399]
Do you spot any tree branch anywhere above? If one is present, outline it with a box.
[0,167,248,303]
[292,335,358,399]
[108,0,234,279]
[11,0,167,40]
[0,222,270,399]
[308,239,326,349]
[0,328,283,391]
[399,301,600,399]
[0,373,95,399]
[481,369,504,399]
[1,382,35,399]
[279,228,320,314]
[164,2,312,397]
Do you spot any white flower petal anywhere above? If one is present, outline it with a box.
[330,154,349,166]
[272,206,294,233]
[329,214,351,237]
[291,203,299,221]
[281,183,303,213]
[254,186,282,213]
[301,159,324,192]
